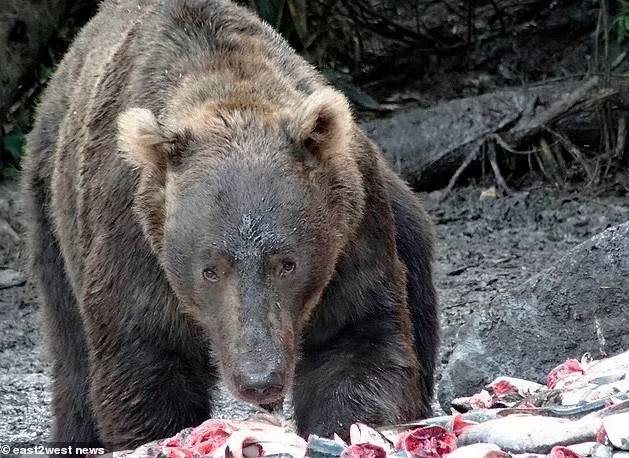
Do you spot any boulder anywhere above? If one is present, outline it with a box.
[438,221,629,409]
[0,268,25,290]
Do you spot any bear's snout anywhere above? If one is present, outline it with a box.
[232,358,286,404]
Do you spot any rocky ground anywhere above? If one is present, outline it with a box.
[0,177,627,446]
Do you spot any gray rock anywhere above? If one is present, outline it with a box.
[438,222,629,409]
[0,268,25,289]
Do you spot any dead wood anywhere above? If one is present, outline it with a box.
[362,77,625,190]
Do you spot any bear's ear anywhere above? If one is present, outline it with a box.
[117,108,187,170]
[291,88,353,160]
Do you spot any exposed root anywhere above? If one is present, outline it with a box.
[487,141,512,195]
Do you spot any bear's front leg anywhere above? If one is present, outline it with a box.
[79,254,215,450]
[292,324,426,439]
[86,332,214,450]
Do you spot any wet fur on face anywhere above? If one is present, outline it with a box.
[117,88,365,404]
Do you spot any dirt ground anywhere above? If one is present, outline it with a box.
[0,176,627,446]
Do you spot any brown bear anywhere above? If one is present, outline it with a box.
[21,0,439,451]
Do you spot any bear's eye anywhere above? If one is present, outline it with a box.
[279,260,296,277]
[202,268,220,283]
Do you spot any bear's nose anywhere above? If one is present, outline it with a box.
[234,363,285,403]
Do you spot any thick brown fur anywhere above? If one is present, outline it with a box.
[21,0,439,451]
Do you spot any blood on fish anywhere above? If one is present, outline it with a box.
[164,435,182,447]
[396,426,457,458]
[184,419,234,455]
[549,446,583,458]
[340,443,388,458]
[450,414,478,437]
[163,446,194,458]
[469,390,493,409]
[491,380,517,397]
[596,425,607,444]
[547,359,586,389]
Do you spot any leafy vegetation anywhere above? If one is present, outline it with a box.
[616,0,629,43]
[0,1,96,178]
[2,133,25,178]
[0,64,53,178]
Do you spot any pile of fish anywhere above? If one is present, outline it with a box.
[116,350,629,458]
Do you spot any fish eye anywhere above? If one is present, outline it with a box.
[202,268,220,283]
[279,260,296,277]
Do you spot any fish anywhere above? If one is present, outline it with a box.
[113,350,629,458]
[444,443,507,458]
[306,436,346,458]
[396,426,457,458]
[457,415,602,454]
[603,412,629,451]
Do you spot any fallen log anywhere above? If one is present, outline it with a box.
[362,77,624,191]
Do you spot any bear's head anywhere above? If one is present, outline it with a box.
[117,87,365,405]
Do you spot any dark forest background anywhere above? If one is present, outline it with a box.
[1,0,627,193]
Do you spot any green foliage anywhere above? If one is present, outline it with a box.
[0,164,19,179]
[1,132,25,179]
[3,133,26,162]
[0,0,97,180]
[616,0,629,43]
[1,124,29,180]
[1,97,32,179]
[0,61,56,178]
